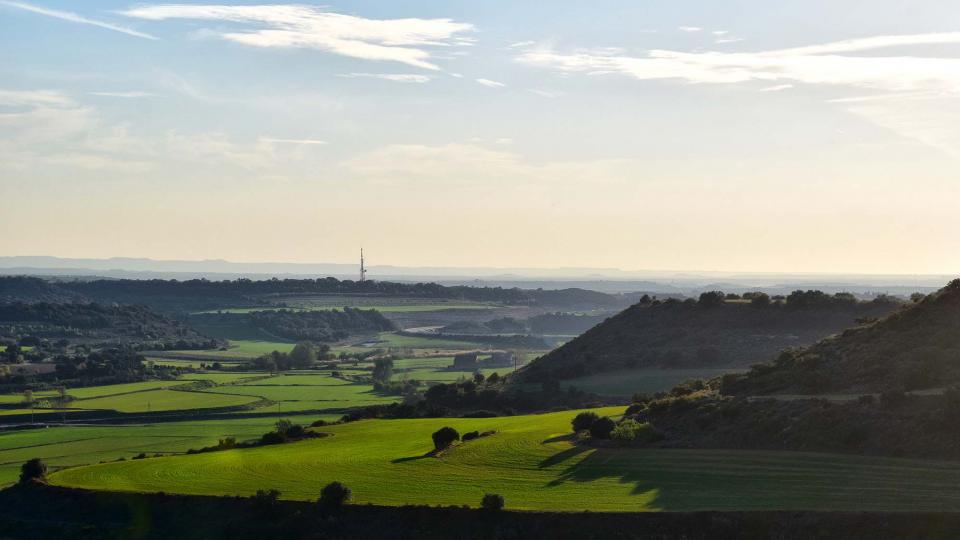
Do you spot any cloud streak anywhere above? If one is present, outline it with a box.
[0,1,157,40]
[516,32,960,154]
[515,33,960,93]
[120,4,474,70]
[338,73,432,83]
[476,78,506,88]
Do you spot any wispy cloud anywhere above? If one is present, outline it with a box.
[0,1,157,40]
[758,84,793,92]
[678,26,702,33]
[337,73,432,83]
[516,32,960,154]
[120,4,474,70]
[89,91,156,98]
[476,78,506,88]
[515,33,960,92]
[259,137,328,145]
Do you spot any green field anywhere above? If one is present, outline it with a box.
[561,368,744,397]
[75,389,262,413]
[48,406,960,512]
[0,415,339,486]
[161,340,295,360]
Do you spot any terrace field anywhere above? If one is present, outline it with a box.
[49,407,960,512]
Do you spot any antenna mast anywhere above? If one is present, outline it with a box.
[360,248,367,282]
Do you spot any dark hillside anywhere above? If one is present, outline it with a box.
[0,302,210,347]
[0,276,623,313]
[188,308,395,342]
[521,292,900,382]
[724,279,960,394]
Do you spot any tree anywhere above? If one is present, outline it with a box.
[431,426,460,450]
[571,411,599,433]
[289,341,316,369]
[372,358,394,384]
[319,481,352,508]
[589,416,616,439]
[750,293,771,307]
[19,458,46,484]
[698,291,726,308]
[481,493,505,511]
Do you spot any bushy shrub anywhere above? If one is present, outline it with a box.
[589,416,616,439]
[481,493,504,511]
[462,431,480,441]
[319,481,352,508]
[571,411,599,433]
[432,426,460,450]
[610,419,658,445]
[260,431,285,445]
[19,458,46,484]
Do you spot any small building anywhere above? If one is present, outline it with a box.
[452,352,479,370]
[486,352,514,367]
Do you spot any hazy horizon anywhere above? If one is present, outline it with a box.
[3,1,960,274]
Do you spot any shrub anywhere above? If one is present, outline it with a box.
[610,419,658,445]
[589,416,616,439]
[260,431,286,445]
[319,481,352,508]
[19,458,46,484]
[432,426,460,450]
[571,411,599,433]
[481,493,505,511]
[462,430,480,441]
[251,489,281,513]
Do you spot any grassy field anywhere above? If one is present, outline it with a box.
[199,372,395,412]
[561,368,744,397]
[161,340,296,360]
[49,406,960,512]
[0,415,339,486]
[74,389,262,413]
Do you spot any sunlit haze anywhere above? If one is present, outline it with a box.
[2,1,959,273]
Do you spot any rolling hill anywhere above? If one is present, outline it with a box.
[520,291,901,382]
[724,279,960,395]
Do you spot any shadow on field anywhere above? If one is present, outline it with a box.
[391,453,431,464]
[539,444,591,469]
[541,446,669,509]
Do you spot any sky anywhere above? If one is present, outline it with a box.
[1,0,960,274]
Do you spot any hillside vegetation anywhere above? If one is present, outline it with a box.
[521,291,900,382]
[0,276,622,313]
[188,308,394,342]
[725,279,960,395]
